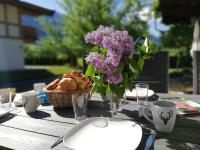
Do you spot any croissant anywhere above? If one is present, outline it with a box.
[46,78,61,90]
[70,71,84,84]
[78,77,88,90]
[46,71,92,92]
[57,78,77,91]
[86,80,92,89]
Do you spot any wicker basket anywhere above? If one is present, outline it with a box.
[44,88,91,108]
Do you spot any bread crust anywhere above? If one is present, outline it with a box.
[46,78,61,90]
[57,78,77,91]
[46,71,92,92]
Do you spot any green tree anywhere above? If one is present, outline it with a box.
[62,0,148,54]
[152,0,193,68]
[160,24,193,67]
[23,17,69,65]
[24,0,148,66]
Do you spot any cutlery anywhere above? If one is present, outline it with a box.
[144,131,157,150]
[50,135,64,149]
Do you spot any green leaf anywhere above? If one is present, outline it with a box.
[123,72,128,86]
[109,84,116,92]
[92,75,101,83]
[85,64,95,76]
[113,63,124,74]
[129,64,136,73]
[91,46,99,52]
[144,36,149,53]
[106,84,111,94]
[115,86,125,98]
[101,48,107,58]
[137,58,144,71]
[91,83,97,93]
[134,36,145,48]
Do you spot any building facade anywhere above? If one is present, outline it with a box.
[0,0,54,71]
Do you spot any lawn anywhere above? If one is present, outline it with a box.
[0,64,82,84]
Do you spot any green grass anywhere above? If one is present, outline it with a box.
[169,67,192,78]
[0,64,82,84]
[47,65,81,75]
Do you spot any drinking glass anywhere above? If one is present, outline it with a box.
[33,83,46,93]
[135,83,149,117]
[0,88,12,111]
[72,92,89,122]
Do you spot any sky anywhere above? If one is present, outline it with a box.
[22,0,65,14]
[22,0,169,37]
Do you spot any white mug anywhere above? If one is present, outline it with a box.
[22,92,40,113]
[143,100,176,133]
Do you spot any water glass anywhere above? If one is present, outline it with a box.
[33,83,46,93]
[135,83,149,117]
[0,88,12,111]
[72,92,89,122]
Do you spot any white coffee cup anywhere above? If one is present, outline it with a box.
[22,92,40,113]
[142,100,176,133]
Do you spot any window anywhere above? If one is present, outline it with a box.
[0,4,5,21]
[7,5,19,24]
[8,25,20,37]
[0,23,6,36]
[0,4,20,38]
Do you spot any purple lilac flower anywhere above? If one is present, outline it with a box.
[85,25,114,46]
[85,52,105,70]
[106,73,123,84]
[85,25,134,84]
[105,50,122,67]
[102,31,133,56]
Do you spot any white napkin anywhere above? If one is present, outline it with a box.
[13,93,23,106]
[125,89,154,99]
[13,90,37,107]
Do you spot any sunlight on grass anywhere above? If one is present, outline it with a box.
[47,65,81,75]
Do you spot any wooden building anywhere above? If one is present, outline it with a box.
[158,0,200,94]
[0,0,54,71]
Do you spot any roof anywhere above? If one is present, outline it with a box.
[159,0,200,24]
[0,0,54,16]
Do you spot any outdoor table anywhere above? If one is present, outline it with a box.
[0,93,200,150]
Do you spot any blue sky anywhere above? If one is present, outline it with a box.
[22,0,65,13]
[22,0,169,37]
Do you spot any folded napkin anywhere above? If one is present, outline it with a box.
[174,100,200,113]
[13,94,23,106]
[13,91,35,107]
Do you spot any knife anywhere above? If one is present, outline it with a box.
[50,135,64,149]
[144,132,157,150]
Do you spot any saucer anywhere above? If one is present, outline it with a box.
[125,89,154,99]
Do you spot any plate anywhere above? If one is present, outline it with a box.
[125,89,154,99]
[63,117,142,150]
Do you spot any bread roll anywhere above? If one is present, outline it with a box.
[58,78,77,91]
[70,71,84,84]
[86,80,92,89]
[78,77,89,90]
[63,73,71,78]
[55,85,65,92]
[46,78,61,90]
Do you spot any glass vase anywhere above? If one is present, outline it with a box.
[100,93,109,102]
[108,92,125,115]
